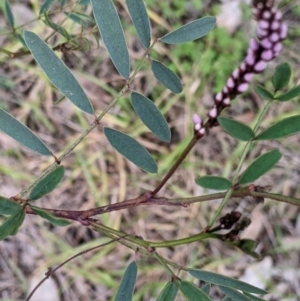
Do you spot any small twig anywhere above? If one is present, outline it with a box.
[25,236,127,301]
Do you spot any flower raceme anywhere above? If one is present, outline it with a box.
[193,0,288,134]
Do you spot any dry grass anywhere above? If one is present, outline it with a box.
[1,0,300,300]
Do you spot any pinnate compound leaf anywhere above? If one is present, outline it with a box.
[39,0,55,15]
[255,115,300,140]
[273,62,291,91]
[29,166,65,200]
[238,149,282,185]
[114,261,137,301]
[5,0,14,28]
[131,91,170,142]
[24,31,94,114]
[275,85,300,101]
[126,0,151,48]
[156,282,178,301]
[0,197,21,215]
[161,17,216,44]
[219,286,252,301]
[243,292,266,301]
[201,284,211,295]
[0,208,25,240]
[188,269,267,295]
[104,127,157,173]
[195,176,231,191]
[217,117,255,141]
[0,108,51,156]
[254,85,273,100]
[180,281,212,301]
[91,0,130,78]
[31,206,71,226]
[151,60,182,94]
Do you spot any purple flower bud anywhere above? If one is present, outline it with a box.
[262,11,271,19]
[222,97,230,106]
[223,86,229,94]
[245,52,256,66]
[271,21,280,30]
[240,62,247,72]
[270,32,280,43]
[254,60,267,72]
[244,73,254,83]
[193,114,201,125]
[226,77,235,88]
[195,123,201,131]
[261,38,272,49]
[280,24,288,39]
[237,83,249,93]
[199,128,206,135]
[259,20,269,30]
[208,106,217,119]
[215,92,223,104]
[273,42,282,54]
[250,38,259,52]
[257,27,268,38]
[261,50,273,61]
[232,68,240,79]
[274,11,282,20]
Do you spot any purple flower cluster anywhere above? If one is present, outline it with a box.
[201,0,288,126]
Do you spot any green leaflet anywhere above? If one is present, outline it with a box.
[91,0,130,78]
[254,85,273,100]
[4,0,15,28]
[219,285,252,301]
[161,17,216,44]
[29,166,65,200]
[0,208,25,240]
[156,282,178,301]
[188,269,267,295]
[151,60,182,94]
[31,206,71,226]
[126,0,151,48]
[0,108,51,156]
[272,62,291,91]
[238,149,282,185]
[114,261,138,301]
[180,281,212,301]
[275,85,300,101]
[195,176,232,191]
[255,115,300,140]
[24,31,94,114]
[104,127,157,173]
[0,197,22,215]
[131,91,170,142]
[217,117,255,141]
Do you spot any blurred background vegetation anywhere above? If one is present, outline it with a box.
[0,0,300,300]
